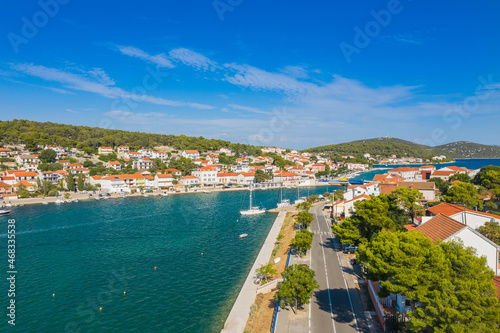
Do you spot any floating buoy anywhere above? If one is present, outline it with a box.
[52,293,55,297]
[201,253,203,255]
[123,291,126,295]
[154,266,157,270]
[99,307,102,311]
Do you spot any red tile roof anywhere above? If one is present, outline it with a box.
[431,170,455,176]
[428,202,500,219]
[13,181,35,187]
[414,213,466,242]
[156,174,173,178]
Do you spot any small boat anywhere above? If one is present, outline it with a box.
[239,233,248,239]
[0,209,10,216]
[55,199,64,204]
[5,204,12,207]
[273,257,281,264]
[42,202,48,205]
[294,197,307,205]
[203,190,211,194]
[143,194,149,197]
[277,186,290,208]
[73,199,79,203]
[161,191,169,197]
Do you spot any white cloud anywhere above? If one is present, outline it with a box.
[227,104,271,115]
[169,48,220,71]
[117,46,174,68]
[11,63,214,110]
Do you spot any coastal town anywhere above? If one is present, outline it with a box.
[0,143,458,203]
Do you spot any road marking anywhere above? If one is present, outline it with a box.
[319,207,360,332]
[319,232,336,333]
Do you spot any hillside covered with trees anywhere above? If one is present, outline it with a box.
[304,137,500,159]
[0,119,261,156]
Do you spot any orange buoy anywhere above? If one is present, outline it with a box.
[52,293,55,297]
[154,266,157,270]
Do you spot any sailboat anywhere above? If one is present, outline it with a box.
[277,185,290,208]
[240,185,266,215]
[294,184,306,204]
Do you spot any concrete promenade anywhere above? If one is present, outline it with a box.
[221,210,287,333]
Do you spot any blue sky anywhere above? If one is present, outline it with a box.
[1,0,499,149]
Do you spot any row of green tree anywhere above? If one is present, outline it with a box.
[0,119,262,156]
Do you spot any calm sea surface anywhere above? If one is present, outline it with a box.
[0,186,335,333]
[352,158,500,182]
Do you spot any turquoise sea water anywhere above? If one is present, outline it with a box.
[0,186,335,333]
[351,158,500,182]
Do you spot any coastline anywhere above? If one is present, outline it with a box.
[221,209,289,333]
[3,183,334,208]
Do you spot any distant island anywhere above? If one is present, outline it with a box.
[304,137,500,160]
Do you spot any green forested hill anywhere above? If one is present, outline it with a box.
[435,141,500,159]
[303,137,500,159]
[0,119,261,155]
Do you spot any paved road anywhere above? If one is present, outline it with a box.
[309,204,368,333]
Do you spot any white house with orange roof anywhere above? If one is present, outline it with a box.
[117,145,129,156]
[71,167,90,175]
[57,160,70,167]
[106,161,122,170]
[89,175,104,186]
[100,174,145,192]
[132,158,153,170]
[207,154,219,164]
[180,175,200,187]
[236,172,255,185]
[181,150,200,160]
[124,152,141,160]
[13,181,36,192]
[415,213,500,276]
[388,167,421,180]
[273,171,299,185]
[164,168,182,176]
[345,194,371,217]
[155,173,174,188]
[8,170,38,183]
[426,202,500,230]
[344,182,380,201]
[217,172,239,184]
[16,154,39,166]
[98,146,114,155]
[429,170,456,181]
[0,148,11,157]
[192,165,218,185]
[289,166,306,176]
[65,163,83,170]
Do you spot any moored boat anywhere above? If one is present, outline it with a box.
[240,186,265,215]
[239,233,248,239]
[0,209,10,216]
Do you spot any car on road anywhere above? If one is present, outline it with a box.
[343,246,359,254]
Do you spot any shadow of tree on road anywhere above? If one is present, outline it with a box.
[313,288,370,332]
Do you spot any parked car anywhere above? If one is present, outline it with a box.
[343,246,359,254]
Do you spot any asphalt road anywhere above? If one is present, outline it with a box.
[309,203,369,333]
